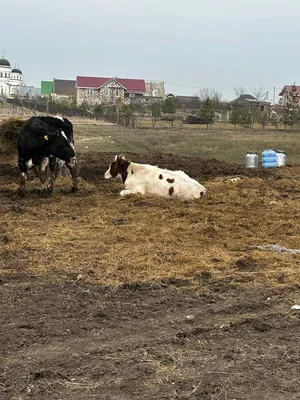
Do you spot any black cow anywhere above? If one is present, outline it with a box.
[17,116,79,197]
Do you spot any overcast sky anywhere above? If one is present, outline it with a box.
[2,0,300,100]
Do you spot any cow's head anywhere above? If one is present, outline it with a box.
[104,155,131,183]
[48,130,76,162]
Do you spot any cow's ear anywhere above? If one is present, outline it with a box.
[120,157,129,169]
[119,156,125,165]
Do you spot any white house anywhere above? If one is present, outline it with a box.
[0,57,24,98]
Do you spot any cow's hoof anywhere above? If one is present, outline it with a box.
[18,189,25,198]
[41,189,50,198]
[71,187,79,192]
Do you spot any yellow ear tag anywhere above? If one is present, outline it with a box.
[44,135,49,140]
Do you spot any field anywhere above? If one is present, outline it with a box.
[74,121,300,165]
[1,122,300,399]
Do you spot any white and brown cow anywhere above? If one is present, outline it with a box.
[104,155,206,200]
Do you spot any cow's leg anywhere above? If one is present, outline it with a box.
[48,156,58,193]
[38,157,51,198]
[66,157,79,192]
[120,188,144,196]
[18,157,28,198]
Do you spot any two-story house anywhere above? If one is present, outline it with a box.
[279,85,300,107]
[76,76,146,105]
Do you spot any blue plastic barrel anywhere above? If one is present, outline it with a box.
[262,149,277,168]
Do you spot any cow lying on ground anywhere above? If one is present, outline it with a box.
[17,116,79,197]
[104,155,206,200]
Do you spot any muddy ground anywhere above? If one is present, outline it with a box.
[1,152,300,399]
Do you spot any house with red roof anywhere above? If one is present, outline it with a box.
[76,76,147,105]
[279,85,300,107]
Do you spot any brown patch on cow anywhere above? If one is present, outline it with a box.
[167,178,175,184]
[131,169,134,174]
[159,174,163,180]
[109,158,121,178]
[169,187,174,196]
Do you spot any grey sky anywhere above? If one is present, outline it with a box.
[2,0,300,100]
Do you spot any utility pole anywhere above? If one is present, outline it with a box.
[273,86,276,105]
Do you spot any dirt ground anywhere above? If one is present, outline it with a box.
[1,152,300,399]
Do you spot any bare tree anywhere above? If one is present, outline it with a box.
[233,85,246,97]
[199,88,222,106]
[198,88,224,124]
[251,85,268,101]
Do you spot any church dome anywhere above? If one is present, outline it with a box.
[12,68,22,74]
[0,58,11,67]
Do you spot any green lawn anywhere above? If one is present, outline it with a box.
[74,123,300,165]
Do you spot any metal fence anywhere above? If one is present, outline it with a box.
[6,98,137,127]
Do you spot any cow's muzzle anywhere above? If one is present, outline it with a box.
[66,157,80,191]
[66,156,77,168]
[67,157,81,175]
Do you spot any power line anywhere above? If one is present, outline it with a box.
[23,77,283,91]
[23,77,283,98]
[164,81,282,91]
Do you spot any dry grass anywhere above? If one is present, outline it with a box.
[1,117,300,288]
[2,155,300,288]
[0,117,24,153]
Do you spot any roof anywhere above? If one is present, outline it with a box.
[0,57,10,67]
[232,94,257,102]
[19,86,41,97]
[53,79,76,96]
[11,68,22,74]
[271,105,282,114]
[279,85,300,96]
[175,96,201,109]
[76,76,146,93]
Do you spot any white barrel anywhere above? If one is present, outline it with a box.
[276,150,286,167]
[245,152,258,168]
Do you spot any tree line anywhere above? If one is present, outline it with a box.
[8,84,300,130]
